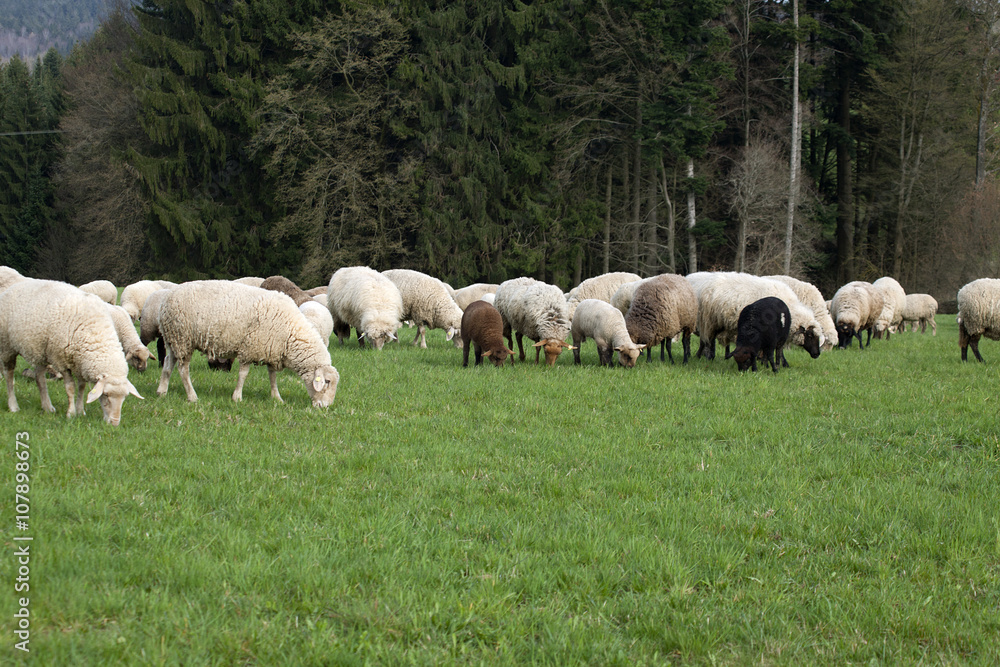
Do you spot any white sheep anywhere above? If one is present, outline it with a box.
[453,283,500,311]
[872,276,906,339]
[327,267,403,350]
[299,300,334,345]
[610,279,646,316]
[624,274,698,363]
[479,292,496,306]
[571,298,646,367]
[899,293,938,335]
[0,266,25,293]
[0,279,143,424]
[494,277,574,366]
[234,277,265,287]
[105,303,154,372]
[957,278,1000,362]
[382,268,464,348]
[78,279,118,305]
[765,275,839,349]
[156,281,339,405]
[830,281,883,349]
[695,273,823,360]
[565,272,642,319]
[120,279,178,321]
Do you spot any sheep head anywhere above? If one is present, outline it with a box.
[482,346,516,368]
[615,343,646,368]
[306,365,340,408]
[533,339,575,366]
[87,374,144,426]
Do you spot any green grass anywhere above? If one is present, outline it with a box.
[3,318,1000,665]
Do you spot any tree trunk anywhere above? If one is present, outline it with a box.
[687,157,697,273]
[646,163,658,275]
[835,66,854,283]
[632,106,643,274]
[783,0,800,275]
[659,157,676,274]
[603,166,612,273]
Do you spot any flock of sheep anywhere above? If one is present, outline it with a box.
[2,262,996,427]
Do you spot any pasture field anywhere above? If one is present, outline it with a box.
[2,317,999,665]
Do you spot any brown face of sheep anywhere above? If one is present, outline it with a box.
[482,346,515,367]
[307,365,340,408]
[615,344,644,368]
[726,346,756,371]
[534,339,575,366]
[362,329,398,350]
[87,375,144,426]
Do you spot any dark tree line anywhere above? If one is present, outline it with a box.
[2,0,998,298]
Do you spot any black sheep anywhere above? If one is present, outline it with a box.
[725,297,791,373]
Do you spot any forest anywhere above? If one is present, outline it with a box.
[1,0,999,301]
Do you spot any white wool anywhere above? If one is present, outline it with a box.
[872,276,906,333]
[79,279,118,305]
[453,283,500,311]
[766,275,839,349]
[494,277,571,343]
[121,279,177,321]
[383,269,464,348]
[571,298,644,367]
[565,272,642,319]
[327,267,404,350]
[299,300,334,344]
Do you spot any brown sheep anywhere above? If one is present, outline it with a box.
[260,275,312,307]
[461,301,514,367]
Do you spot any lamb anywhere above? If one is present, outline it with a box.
[260,275,313,306]
[105,303,154,372]
[624,274,697,364]
[0,279,143,424]
[461,300,514,367]
[695,273,823,360]
[572,299,646,367]
[565,272,642,319]
[299,300,334,344]
[120,279,178,321]
[494,277,574,366]
[765,275,838,349]
[382,269,464,348]
[872,276,906,340]
[831,281,883,349]
[326,266,403,350]
[156,280,339,405]
[610,279,646,315]
[957,278,1000,362]
[79,279,118,305]
[725,297,791,373]
[453,283,500,311]
[899,293,938,335]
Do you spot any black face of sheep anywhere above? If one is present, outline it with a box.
[836,322,859,349]
[799,328,822,359]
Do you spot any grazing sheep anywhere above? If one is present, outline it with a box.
[695,273,823,360]
[957,278,1000,362]
[106,304,154,372]
[480,293,496,306]
[0,279,143,424]
[831,281,883,349]
[299,300,334,344]
[872,276,906,340]
[725,297,791,373]
[461,300,514,367]
[79,279,118,305]
[139,288,172,367]
[494,277,574,366]
[625,274,697,364]
[565,272,642,318]
[900,293,938,335]
[305,286,327,297]
[572,299,646,367]
[327,266,403,350]
[0,266,26,293]
[453,283,500,311]
[610,279,647,316]
[234,277,265,287]
[260,275,313,306]
[766,275,838,349]
[382,269,464,348]
[156,281,340,405]
[120,279,178,322]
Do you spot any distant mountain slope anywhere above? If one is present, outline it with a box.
[0,0,105,61]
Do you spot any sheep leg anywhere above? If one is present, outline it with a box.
[178,357,198,402]
[572,336,583,365]
[970,335,984,363]
[645,345,652,363]
[233,362,252,401]
[74,376,88,416]
[515,332,526,362]
[682,331,692,364]
[463,342,471,367]
[268,365,283,402]
[412,325,427,348]
[61,372,77,418]
[929,317,936,336]
[3,356,18,413]
[35,368,55,413]
[665,339,674,364]
[156,347,175,396]
[473,344,483,366]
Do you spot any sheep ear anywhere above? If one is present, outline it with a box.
[724,349,735,359]
[506,347,515,356]
[127,381,144,400]
[312,373,326,392]
[636,343,647,350]
[560,340,574,349]
[533,341,545,348]
[148,352,158,362]
[482,350,493,358]
[86,377,106,403]
[388,331,398,341]
[445,328,456,341]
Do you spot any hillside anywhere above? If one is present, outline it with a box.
[0,0,104,61]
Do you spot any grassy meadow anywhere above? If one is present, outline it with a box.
[2,316,999,665]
